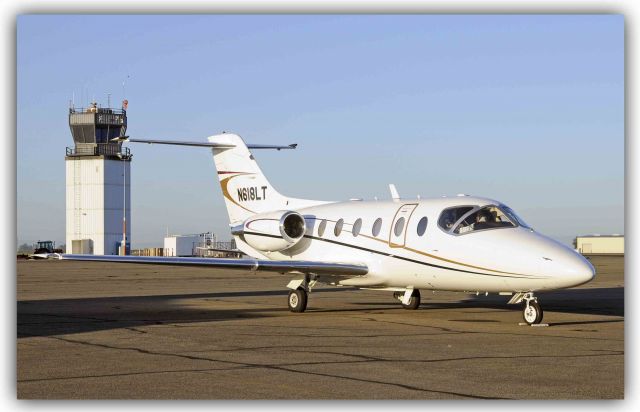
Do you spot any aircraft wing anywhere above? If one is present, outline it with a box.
[57,254,368,277]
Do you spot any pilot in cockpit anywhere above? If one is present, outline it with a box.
[442,210,456,229]
[473,209,495,231]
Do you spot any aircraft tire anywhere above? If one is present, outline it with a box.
[522,300,543,325]
[401,289,421,310]
[288,288,308,313]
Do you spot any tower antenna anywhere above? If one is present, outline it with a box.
[122,74,130,100]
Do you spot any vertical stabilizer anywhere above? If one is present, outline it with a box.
[208,133,328,223]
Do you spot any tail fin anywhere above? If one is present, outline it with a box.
[209,133,327,223]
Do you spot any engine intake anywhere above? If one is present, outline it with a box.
[281,211,305,241]
[238,210,307,252]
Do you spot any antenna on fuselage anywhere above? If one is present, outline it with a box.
[389,184,400,203]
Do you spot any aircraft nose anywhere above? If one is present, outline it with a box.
[580,257,596,283]
[531,232,596,288]
[561,251,596,287]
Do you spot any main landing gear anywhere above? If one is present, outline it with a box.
[522,292,544,325]
[393,289,421,310]
[286,276,314,313]
[287,288,308,313]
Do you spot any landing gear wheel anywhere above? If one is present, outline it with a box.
[288,288,308,313]
[523,300,543,325]
[402,289,421,310]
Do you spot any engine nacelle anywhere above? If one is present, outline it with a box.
[235,210,306,252]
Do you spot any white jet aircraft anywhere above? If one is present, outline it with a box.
[59,133,595,325]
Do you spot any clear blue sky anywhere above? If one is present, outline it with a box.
[17,14,624,248]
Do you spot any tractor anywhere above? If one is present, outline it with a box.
[33,240,63,255]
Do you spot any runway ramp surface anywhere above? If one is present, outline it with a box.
[17,256,624,399]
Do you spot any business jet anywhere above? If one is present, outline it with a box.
[58,132,595,325]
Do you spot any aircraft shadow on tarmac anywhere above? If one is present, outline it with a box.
[428,286,623,317]
[350,287,624,320]
[17,287,622,338]
[17,288,347,338]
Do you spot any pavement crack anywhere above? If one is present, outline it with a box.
[356,316,624,342]
[19,367,244,383]
[276,350,624,368]
[250,366,510,399]
[27,332,621,400]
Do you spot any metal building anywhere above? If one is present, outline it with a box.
[575,234,624,255]
[164,233,213,257]
[163,232,242,257]
[65,101,131,255]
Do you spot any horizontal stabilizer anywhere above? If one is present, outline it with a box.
[111,137,297,150]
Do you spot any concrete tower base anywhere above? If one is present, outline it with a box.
[65,155,131,255]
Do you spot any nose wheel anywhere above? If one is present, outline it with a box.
[522,293,543,325]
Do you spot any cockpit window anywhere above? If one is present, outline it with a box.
[453,205,516,234]
[501,205,531,229]
[438,206,474,231]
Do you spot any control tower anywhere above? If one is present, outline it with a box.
[65,101,131,255]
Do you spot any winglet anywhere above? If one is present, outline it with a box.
[389,184,400,202]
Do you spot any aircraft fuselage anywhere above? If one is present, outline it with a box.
[235,196,595,294]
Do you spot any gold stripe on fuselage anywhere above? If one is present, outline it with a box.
[358,233,540,278]
[219,173,256,214]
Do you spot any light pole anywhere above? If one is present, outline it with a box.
[117,150,131,255]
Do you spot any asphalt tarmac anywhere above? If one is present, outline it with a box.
[17,255,624,399]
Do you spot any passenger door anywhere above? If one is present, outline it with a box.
[389,203,418,248]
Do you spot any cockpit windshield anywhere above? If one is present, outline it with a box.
[500,205,531,229]
[453,205,516,234]
[438,204,531,235]
[438,206,474,231]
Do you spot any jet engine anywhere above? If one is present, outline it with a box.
[233,210,307,252]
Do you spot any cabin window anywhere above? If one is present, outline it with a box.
[372,218,382,237]
[438,206,474,231]
[453,205,516,234]
[317,219,327,237]
[394,217,406,237]
[416,217,428,236]
[334,219,344,236]
[352,218,362,237]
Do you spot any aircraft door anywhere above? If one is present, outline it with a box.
[389,203,418,248]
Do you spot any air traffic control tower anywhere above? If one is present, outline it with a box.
[65,101,131,255]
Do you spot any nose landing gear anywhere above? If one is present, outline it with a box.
[522,292,544,325]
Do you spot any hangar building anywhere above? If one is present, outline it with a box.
[164,233,213,257]
[575,235,624,255]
